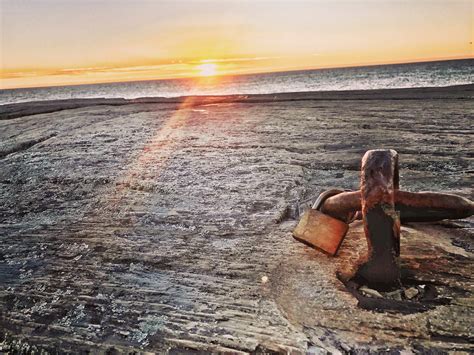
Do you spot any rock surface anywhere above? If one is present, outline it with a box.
[0,86,473,353]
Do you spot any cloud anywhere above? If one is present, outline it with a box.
[199,56,285,64]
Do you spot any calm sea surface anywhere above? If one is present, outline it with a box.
[1,59,473,105]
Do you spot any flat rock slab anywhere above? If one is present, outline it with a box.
[0,86,473,353]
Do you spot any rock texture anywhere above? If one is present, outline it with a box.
[0,86,473,353]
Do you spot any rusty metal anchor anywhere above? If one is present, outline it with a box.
[293,149,474,290]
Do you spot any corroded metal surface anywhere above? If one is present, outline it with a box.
[321,190,474,222]
[395,190,474,222]
[317,150,474,290]
[354,149,401,290]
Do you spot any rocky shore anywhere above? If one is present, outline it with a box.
[1,85,473,353]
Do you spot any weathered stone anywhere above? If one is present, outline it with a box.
[359,286,384,299]
[384,290,403,301]
[404,287,420,300]
[0,85,473,352]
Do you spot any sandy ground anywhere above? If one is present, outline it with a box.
[0,85,473,353]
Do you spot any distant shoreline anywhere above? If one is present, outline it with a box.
[1,83,473,121]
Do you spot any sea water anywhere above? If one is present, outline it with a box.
[1,59,472,105]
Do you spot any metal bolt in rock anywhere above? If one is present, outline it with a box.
[293,149,474,290]
[356,149,400,290]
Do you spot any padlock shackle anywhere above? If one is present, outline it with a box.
[321,190,474,223]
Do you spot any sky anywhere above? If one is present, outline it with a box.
[1,0,472,89]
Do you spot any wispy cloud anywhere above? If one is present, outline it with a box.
[0,55,285,82]
[199,56,285,64]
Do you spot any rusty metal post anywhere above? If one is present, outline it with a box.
[293,148,474,291]
[354,149,401,290]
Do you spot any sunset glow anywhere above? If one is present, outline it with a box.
[1,0,472,89]
[197,63,218,77]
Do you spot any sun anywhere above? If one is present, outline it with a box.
[196,63,217,77]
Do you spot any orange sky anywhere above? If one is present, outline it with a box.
[1,0,472,89]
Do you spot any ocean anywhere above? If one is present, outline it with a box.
[1,59,472,105]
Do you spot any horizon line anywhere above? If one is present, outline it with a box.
[1,56,473,91]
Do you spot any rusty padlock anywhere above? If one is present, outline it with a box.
[293,189,350,256]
